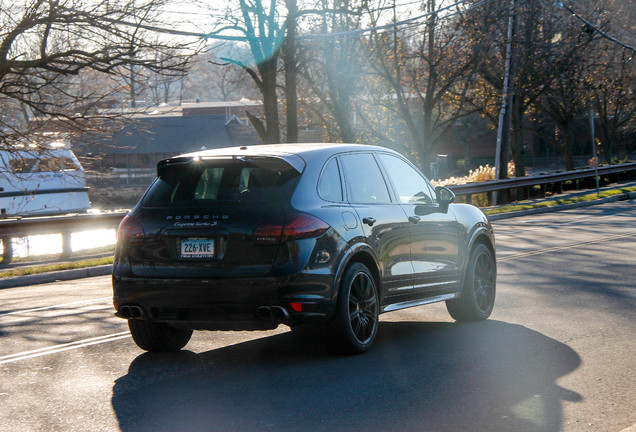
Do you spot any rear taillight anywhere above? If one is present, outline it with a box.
[284,213,330,241]
[253,213,329,245]
[117,214,145,246]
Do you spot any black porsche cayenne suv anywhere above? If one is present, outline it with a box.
[113,143,496,354]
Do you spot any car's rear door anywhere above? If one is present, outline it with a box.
[338,152,414,294]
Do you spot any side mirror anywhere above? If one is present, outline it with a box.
[435,186,455,212]
[414,186,456,215]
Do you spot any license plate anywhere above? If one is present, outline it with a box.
[180,238,215,258]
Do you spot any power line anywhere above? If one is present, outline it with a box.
[159,0,427,25]
[554,0,635,43]
[556,0,636,56]
[297,0,475,40]
[161,0,481,42]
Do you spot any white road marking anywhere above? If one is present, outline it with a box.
[495,210,634,238]
[0,332,131,365]
[498,231,636,262]
[0,297,112,318]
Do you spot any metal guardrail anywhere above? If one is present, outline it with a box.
[447,162,636,204]
[1,162,635,265]
[0,211,127,264]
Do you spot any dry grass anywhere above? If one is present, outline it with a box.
[0,256,113,278]
[485,186,636,215]
[432,162,515,206]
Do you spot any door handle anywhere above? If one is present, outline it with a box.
[362,217,376,227]
[409,215,421,224]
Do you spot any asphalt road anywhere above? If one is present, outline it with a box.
[1,200,635,432]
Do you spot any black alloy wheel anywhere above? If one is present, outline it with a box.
[348,269,378,344]
[446,243,496,321]
[323,262,379,354]
[473,249,496,312]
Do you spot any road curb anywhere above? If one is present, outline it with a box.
[0,264,112,289]
[486,191,636,221]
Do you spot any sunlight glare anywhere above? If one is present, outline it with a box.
[7,229,116,258]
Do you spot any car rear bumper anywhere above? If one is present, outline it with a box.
[112,273,335,330]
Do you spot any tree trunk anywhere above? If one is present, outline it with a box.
[510,94,526,177]
[597,112,615,164]
[129,66,137,108]
[325,45,355,142]
[163,82,170,104]
[258,58,281,144]
[559,122,575,171]
[284,0,298,143]
[333,96,355,143]
[421,0,437,165]
[599,119,611,164]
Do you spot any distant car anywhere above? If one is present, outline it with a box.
[113,143,496,354]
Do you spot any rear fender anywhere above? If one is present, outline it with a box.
[450,204,495,276]
[326,242,381,319]
[458,224,496,291]
[467,225,495,258]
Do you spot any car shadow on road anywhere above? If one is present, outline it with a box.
[112,320,581,432]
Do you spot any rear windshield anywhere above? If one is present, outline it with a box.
[142,157,300,208]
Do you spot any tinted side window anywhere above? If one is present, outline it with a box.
[378,153,435,205]
[318,158,343,202]
[340,153,391,204]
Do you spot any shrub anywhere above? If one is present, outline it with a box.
[432,162,515,207]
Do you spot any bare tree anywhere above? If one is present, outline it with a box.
[295,0,371,143]
[530,2,609,170]
[0,0,201,149]
[468,0,555,177]
[206,0,285,144]
[364,0,486,166]
[181,49,259,102]
[283,0,299,142]
[466,0,618,173]
[147,48,189,105]
[592,48,636,163]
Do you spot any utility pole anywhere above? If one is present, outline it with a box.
[493,0,517,205]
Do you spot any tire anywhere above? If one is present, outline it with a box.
[128,319,193,352]
[446,243,496,322]
[323,262,379,354]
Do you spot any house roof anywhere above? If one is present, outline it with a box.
[95,114,261,155]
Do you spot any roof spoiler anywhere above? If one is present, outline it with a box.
[156,154,305,177]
